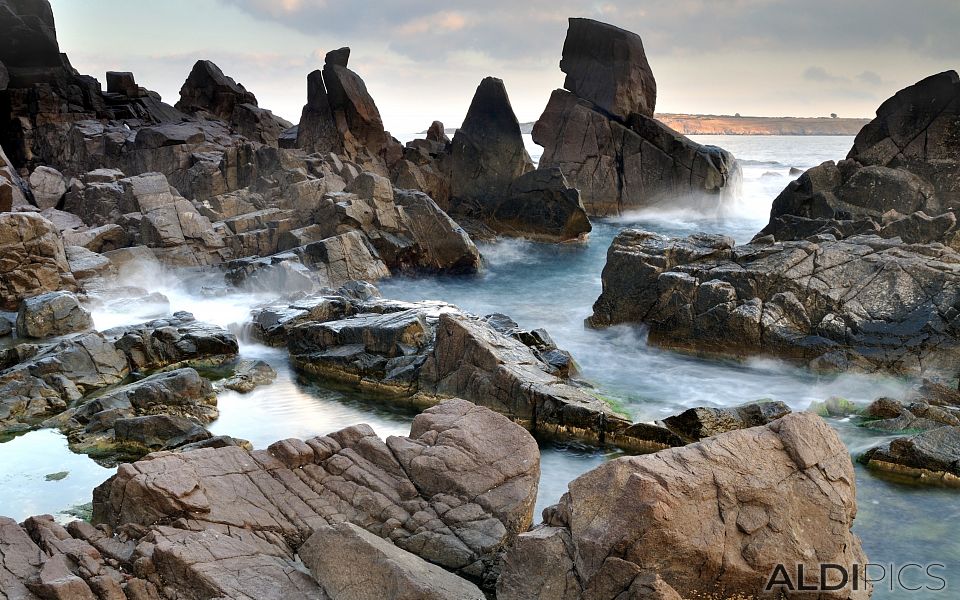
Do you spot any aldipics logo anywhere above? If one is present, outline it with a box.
[764,563,948,593]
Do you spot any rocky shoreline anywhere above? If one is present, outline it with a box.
[1,0,957,598]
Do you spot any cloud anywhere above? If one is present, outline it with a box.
[802,66,849,83]
[856,70,884,85]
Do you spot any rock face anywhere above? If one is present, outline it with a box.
[589,229,960,375]
[762,71,960,240]
[559,17,657,120]
[299,522,484,600]
[0,212,76,310]
[498,413,870,599]
[15,290,93,338]
[533,18,738,216]
[86,399,537,589]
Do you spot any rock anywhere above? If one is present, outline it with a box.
[500,413,869,599]
[267,293,665,449]
[0,212,75,310]
[175,59,257,121]
[28,165,67,209]
[61,223,128,253]
[105,71,138,96]
[589,228,960,376]
[392,188,482,273]
[92,399,539,583]
[450,77,533,216]
[859,397,958,433]
[295,69,340,154]
[65,245,115,281]
[488,167,591,242]
[114,415,212,452]
[322,48,397,165]
[0,315,11,336]
[1,313,235,433]
[661,400,792,442]
[559,17,657,120]
[1,144,29,210]
[861,426,960,484]
[426,120,450,144]
[299,522,484,600]
[15,291,93,338]
[762,71,960,239]
[225,230,390,293]
[219,359,277,393]
[534,88,739,216]
[0,58,7,91]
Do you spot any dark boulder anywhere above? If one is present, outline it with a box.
[295,68,340,153]
[560,17,657,120]
[861,426,960,484]
[490,167,591,242]
[175,59,257,120]
[114,414,212,451]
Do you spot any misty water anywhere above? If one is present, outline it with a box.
[0,135,956,596]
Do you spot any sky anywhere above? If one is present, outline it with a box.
[49,0,960,135]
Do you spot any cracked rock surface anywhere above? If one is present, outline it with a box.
[498,412,869,600]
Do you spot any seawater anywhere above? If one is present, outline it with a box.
[0,135,956,596]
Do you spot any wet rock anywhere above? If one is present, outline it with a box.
[559,17,657,120]
[589,228,960,377]
[450,77,533,217]
[491,168,591,242]
[15,291,93,338]
[92,399,539,583]
[861,426,960,484]
[299,522,484,600]
[0,212,76,310]
[533,19,738,217]
[106,311,239,372]
[661,400,792,442]
[391,188,482,273]
[500,413,869,599]
[219,359,277,393]
[114,415,212,452]
[28,165,67,209]
[859,397,959,433]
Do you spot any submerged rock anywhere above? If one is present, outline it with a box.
[498,413,869,599]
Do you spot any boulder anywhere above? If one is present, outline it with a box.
[559,17,657,120]
[218,359,277,393]
[588,228,960,376]
[499,413,869,599]
[392,188,482,273]
[61,223,128,253]
[1,144,29,210]
[15,290,93,338]
[92,399,539,583]
[114,414,212,452]
[761,71,960,239]
[861,425,960,484]
[28,165,66,209]
[0,212,75,310]
[65,245,115,281]
[105,70,138,96]
[661,400,792,443]
[490,167,591,242]
[299,522,484,600]
[450,77,533,214]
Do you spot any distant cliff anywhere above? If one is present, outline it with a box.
[437,115,870,137]
[652,114,871,135]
